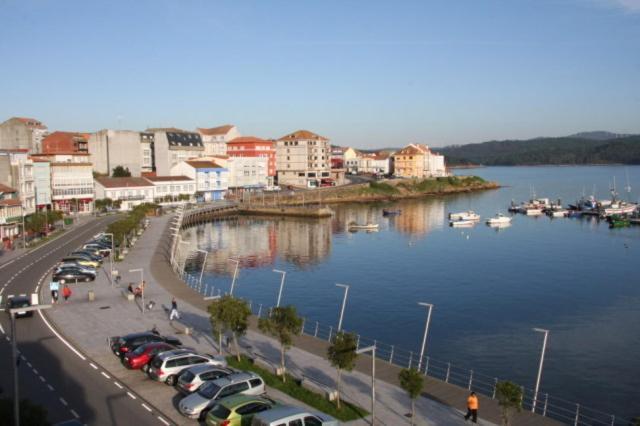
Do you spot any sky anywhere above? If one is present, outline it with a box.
[1,0,639,148]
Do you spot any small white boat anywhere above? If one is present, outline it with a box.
[348,223,379,231]
[525,208,543,216]
[450,220,475,227]
[449,211,481,221]
[549,209,569,218]
[486,214,512,225]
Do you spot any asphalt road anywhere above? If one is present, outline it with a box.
[0,217,173,426]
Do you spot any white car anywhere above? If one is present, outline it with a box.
[176,365,235,394]
[147,350,227,385]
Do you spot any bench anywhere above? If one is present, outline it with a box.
[301,375,338,401]
[121,289,134,301]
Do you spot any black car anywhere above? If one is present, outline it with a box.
[53,267,96,283]
[110,332,182,358]
[7,296,33,318]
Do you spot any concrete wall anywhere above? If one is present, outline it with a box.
[0,119,31,150]
[88,130,143,176]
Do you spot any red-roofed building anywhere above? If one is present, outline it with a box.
[170,160,229,201]
[275,130,333,188]
[42,131,89,154]
[0,117,48,153]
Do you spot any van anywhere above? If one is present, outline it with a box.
[251,405,338,426]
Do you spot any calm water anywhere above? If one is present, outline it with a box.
[180,166,640,420]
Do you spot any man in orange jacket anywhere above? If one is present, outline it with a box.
[464,391,479,423]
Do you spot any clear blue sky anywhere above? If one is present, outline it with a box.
[1,0,639,148]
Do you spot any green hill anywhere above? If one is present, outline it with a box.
[439,135,640,166]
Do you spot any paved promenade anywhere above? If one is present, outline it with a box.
[43,213,558,425]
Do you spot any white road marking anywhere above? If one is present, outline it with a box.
[157,416,170,425]
[141,403,152,412]
[47,384,54,391]
[89,362,98,370]
[127,392,136,400]
[114,381,123,389]
[70,409,80,418]
[32,368,38,374]
[37,310,86,360]
[59,397,68,406]
[0,323,4,334]
[39,375,46,382]
[101,371,110,379]
[27,362,32,368]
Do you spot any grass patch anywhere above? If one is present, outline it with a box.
[227,355,368,421]
[361,181,399,195]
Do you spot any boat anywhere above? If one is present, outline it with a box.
[382,209,402,216]
[607,214,630,228]
[486,214,512,225]
[549,209,569,218]
[525,208,544,216]
[449,211,481,221]
[348,223,379,231]
[450,219,476,227]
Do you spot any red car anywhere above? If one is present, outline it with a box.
[122,342,176,370]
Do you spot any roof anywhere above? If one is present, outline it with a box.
[278,130,328,142]
[197,125,235,136]
[227,136,273,146]
[0,184,17,193]
[42,131,88,154]
[146,127,187,133]
[95,177,153,188]
[394,144,430,156]
[13,117,46,129]
[144,175,193,182]
[50,162,93,167]
[166,132,203,148]
[0,199,21,207]
[185,160,224,169]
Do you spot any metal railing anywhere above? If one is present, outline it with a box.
[170,242,633,426]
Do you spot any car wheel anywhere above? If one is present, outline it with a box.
[85,277,91,282]
[198,408,210,422]
[166,375,176,386]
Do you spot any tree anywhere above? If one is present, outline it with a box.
[258,305,303,382]
[399,368,424,425]
[112,165,131,177]
[207,295,251,362]
[327,331,358,409]
[495,381,523,426]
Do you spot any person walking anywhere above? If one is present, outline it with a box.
[62,284,72,303]
[464,391,479,423]
[169,297,180,321]
[49,279,60,304]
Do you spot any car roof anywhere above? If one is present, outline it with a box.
[218,393,273,408]
[157,349,195,359]
[123,331,156,340]
[9,296,30,304]
[212,371,257,386]
[253,405,327,421]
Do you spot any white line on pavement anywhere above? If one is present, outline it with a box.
[141,403,152,412]
[37,309,87,361]
[127,392,136,400]
[47,384,54,391]
[70,409,80,418]
[157,416,170,426]
[39,375,45,382]
[27,362,32,368]
[101,371,110,379]
[114,381,123,389]
[59,397,68,406]
[89,362,98,369]
[0,323,4,334]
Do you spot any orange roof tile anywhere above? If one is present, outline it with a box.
[278,130,328,142]
[95,177,153,188]
[197,125,235,136]
[185,160,224,169]
[42,131,88,154]
[227,136,272,145]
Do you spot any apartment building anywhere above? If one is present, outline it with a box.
[0,184,21,244]
[275,130,331,188]
[210,155,269,189]
[144,175,195,202]
[42,131,89,154]
[0,117,48,153]
[0,149,35,215]
[88,130,148,176]
[153,131,204,176]
[358,152,394,175]
[170,160,228,201]
[393,144,447,178]
[94,177,155,211]
[32,158,52,209]
[343,147,360,172]
[197,125,240,156]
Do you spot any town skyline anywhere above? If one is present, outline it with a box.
[2,0,640,148]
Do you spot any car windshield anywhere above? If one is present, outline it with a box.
[11,300,30,308]
[207,403,231,419]
[197,382,221,399]
[180,371,195,383]
[132,345,147,355]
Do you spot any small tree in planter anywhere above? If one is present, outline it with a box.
[258,305,302,382]
[495,381,523,426]
[399,368,424,425]
[208,295,251,361]
[327,331,358,409]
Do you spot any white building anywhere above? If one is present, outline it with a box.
[275,130,331,188]
[0,150,35,215]
[0,184,21,243]
[32,158,51,209]
[144,175,195,202]
[170,160,229,202]
[0,117,48,153]
[94,177,155,211]
[153,131,205,176]
[210,155,269,189]
[358,152,394,175]
[197,125,240,157]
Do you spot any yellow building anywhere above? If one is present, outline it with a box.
[393,143,446,178]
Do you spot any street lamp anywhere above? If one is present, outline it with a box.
[2,301,51,426]
[356,344,377,425]
[417,302,434,372]
[532,328,549,413]
[229,258,239,296]
[129,268,145,313]
[196,249,208,289]
[335,283,349,332]
[103,232,114,286]
[20,204,26,249]
[273,269,286,307]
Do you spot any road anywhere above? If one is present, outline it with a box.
[0,217,172,426]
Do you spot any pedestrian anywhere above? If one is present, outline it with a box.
[169,297,180,321]
[49,279,60,304]
[62,284,72,303]
[464,391,479,423]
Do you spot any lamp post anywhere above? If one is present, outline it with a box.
[3,302,52,426]
[229,258,239,296]
[273,269,286,307]
[356,344,377,425]
[129,268,145,313]
[196,249,209,289]
[104,232,114,286]
[417,302,434,372]
[20,204,26,249]
[532,328,549,413]
[335,283,349,332]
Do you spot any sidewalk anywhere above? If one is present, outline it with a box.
[43,213,550,425]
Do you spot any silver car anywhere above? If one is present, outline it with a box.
[178,372,265,419]
[176,364,235,394]
[147,350,227,385]
[251,405,338,426]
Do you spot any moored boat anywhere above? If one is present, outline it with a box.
[486,213,512,225]
[449,210,480,221]
[450,219,475,227]
[348,223,379,231]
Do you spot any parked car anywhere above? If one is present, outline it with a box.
[122,341,177,370]
[83,243,110,256]
[148,351,227,386]
[205,394,277,426]
[178,372,265,420]
[53,267,96,283]
[110,332,182,358]
[56,262,97,273]
[176,365,236,394]
[61,255,100,268]
[6,295,32,318]
[69,251,103,262]
[251,406,338,426]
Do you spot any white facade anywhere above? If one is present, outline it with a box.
[426,153,447,177]
[95,177,155,211]
[210,156,269,189]
[197,125,240,156]
[0,151,35,215]
[50,162,94,214]
[32,160,51,207]
[358,153,393,175]
[144,176,196,202]
[170,160,229,202]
